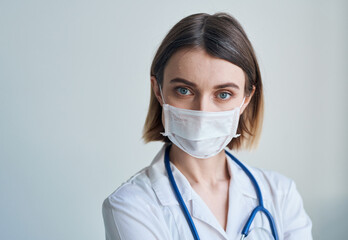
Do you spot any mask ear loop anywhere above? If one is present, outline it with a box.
[157,82,166,105]
[158,82,168,137]
[240,97,246,108]
[234,97,246,138]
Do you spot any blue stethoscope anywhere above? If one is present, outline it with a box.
[164,144,279,240]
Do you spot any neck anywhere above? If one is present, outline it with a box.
[169,144,230,186]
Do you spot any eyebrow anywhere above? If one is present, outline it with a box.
[169,78,240,90]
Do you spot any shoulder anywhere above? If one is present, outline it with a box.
[248,166,306,210]
[226,151,294,201]
[242,165,304,213]
[103,166,158,210]
[250,167,294,199]
[103,144,170,212]
[101,163,171,240]
[104,145,169,207]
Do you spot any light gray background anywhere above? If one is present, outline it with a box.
[1,0,347,239]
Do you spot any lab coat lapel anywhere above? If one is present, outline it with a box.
[191,191,230,239]
[225,154,257,237]
[149,144,193,206]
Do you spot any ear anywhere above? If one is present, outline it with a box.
[150,76,163,106]
[240,85,256,114]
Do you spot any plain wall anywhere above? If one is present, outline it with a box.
[0,0,347,239]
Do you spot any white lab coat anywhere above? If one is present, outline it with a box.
[102,144,312,240]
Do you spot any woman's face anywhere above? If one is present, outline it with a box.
[152,47,253,113]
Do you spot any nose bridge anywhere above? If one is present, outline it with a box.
[196,93,212,111]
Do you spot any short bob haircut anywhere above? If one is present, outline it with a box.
[143,12,264,150]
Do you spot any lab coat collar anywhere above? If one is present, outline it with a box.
[148,144,260,207]
[226,152,260,200]
[149,144,193,206]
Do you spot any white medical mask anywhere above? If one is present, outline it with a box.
[159,84,245,159]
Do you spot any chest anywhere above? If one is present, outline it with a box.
[160,194,281,240]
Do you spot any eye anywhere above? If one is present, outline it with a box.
[217,91,232,100]
[176,87,192,96]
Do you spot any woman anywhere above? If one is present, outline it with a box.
[102,12,312,240]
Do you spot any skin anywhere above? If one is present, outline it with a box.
[151,47,255,231]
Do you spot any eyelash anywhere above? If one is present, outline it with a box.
[175,87,234,101]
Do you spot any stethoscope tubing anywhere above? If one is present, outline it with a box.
[224,151,279,239]
[164,144,279,240]
[164,145,200,240]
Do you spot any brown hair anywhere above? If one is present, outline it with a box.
[143,12,264,150]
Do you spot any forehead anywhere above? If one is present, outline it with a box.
[163,47,245,88]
